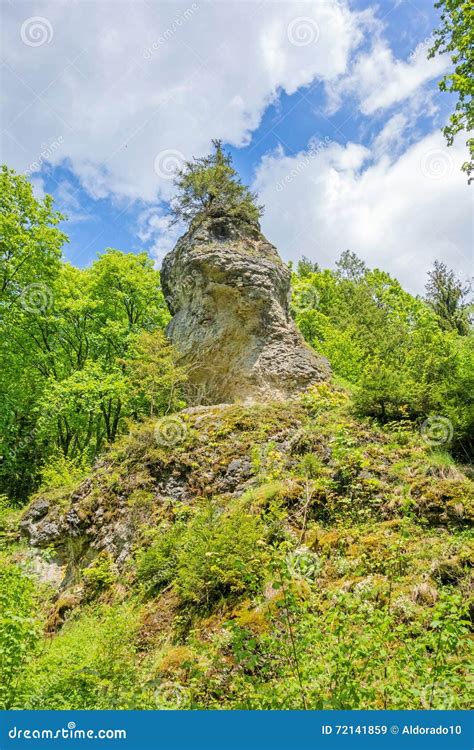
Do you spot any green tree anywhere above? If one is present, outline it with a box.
[297,256,320,277]
[429,0,474,181]
[170,140,263,227]
[0,169,178,500]
[336,250,367,281]
[0,166,66,308]
[124,329,187,418]
[293,253,474,457]
[425,260,471,335]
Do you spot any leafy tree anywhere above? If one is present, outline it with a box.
[0,166,66,308]
[123,329,187,418]
[429,0,474,181]
[293,252,474,457]
[170,140,263,227]
[425,260,471,335]
[336,250,367,281]
[0,168,179,500]
[297,256,320,277]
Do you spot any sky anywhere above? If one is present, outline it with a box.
[1,0,472,295]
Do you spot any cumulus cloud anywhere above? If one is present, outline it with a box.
[1,0,367,202]
[253,131,472,295]
[326,38,450,115]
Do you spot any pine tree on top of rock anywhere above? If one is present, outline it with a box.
[170,140,264,228]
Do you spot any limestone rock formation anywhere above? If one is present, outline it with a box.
[161,215,330,404]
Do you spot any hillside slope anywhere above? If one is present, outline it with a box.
[3,383,472,710]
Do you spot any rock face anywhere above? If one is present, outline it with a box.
[161,215,330,404]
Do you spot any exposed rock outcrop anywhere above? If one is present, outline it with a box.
[161,215,330,404]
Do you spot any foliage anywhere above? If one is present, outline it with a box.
[429,0,474,181]
[0,169,181,501]
[425,260,471,335]
[170,140,263,227]
[123,329,187,417]
[138,503,268,606]
[22,604,143,709]
[0,562,41,709]
[82,553,117,597]
[292,254,474,458]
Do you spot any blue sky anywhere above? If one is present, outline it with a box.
[1,0,471,293]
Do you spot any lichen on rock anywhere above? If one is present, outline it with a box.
[161,215,330,404]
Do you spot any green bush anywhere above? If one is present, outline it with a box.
[137,503,268,606]
[22,604,143,709]
[0,562,41,709]
[82,552,116,597]
[176,505,268,605]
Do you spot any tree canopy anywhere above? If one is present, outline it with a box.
[170,140,263,227]
[0,168,185,500]
[429,0,474,181]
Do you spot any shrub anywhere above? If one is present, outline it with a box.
[0,562,41,709]
[176,504,268,605]
[82,552,116,597]
[23,604,143,709]
[137,503,269,607]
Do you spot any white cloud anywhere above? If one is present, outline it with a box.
[1,0,367,202]
[327,39,450,115]
[253,131,473,295]
[137,208,183,266]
